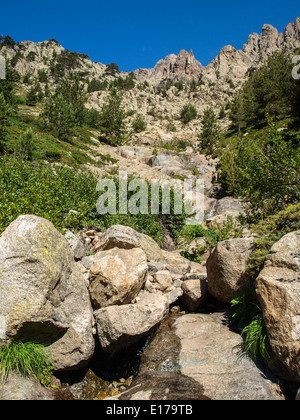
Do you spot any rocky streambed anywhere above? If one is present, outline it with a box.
[0,212,299,400]
[54,304,288,401]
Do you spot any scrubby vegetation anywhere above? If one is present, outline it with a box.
[0,157,187,246]
[216,50,300,222]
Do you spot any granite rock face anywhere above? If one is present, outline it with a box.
[0,215,95,371]
[256,230,300,384]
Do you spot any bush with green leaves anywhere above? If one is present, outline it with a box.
[180,216,243,248]
[180,103,197,124]
[219,115,300,220]
[179,216,243,264]
[0,92,9,153]
[132,114,147,133]
[0,156,188,246]
[0,340,53,386]
[245,203,300,279]
[16,127,35,161]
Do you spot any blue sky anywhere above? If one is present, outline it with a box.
[0,0,299,71]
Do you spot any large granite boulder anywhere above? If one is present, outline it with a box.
[0,215,95,371]
[96,224,163,262]
[88,247,148,308]
[206,237,254,303]
[180,278,208,312]
[94,293,169,353]
[256,230,300,384]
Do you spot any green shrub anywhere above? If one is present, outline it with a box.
[16,128,35,161]
[44,150,62,162]
[0,157,188,246]
[0,92,9,153]
[180,104,197,124]
[180,216,243,249]
[219,115,300,219]
[246,203,300,278]
[132,114,147,133]
[0,340,53,385]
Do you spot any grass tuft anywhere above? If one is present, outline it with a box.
[0,340,53,385]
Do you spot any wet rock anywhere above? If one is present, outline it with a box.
[109,312,284,400]
[106,314,209,401]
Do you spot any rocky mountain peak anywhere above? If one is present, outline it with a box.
[174,49,203,78]
[206,18,300,82]
[135,49,203,83]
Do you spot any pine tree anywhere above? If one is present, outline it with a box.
[0,60,18,105]
[230,93,247,132]
[99,88,126,145]
[41,72,86,140]
[26,86,38,106]
[17,128,35,160]
[55,72,86,126]
[199,107,220,154]
[219,105,226,119]
[180,104,197,124]
[42,93,75,141]
[238,51,295,125]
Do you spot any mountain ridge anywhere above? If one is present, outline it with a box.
[134,17,300,84]
[1,17,299,145]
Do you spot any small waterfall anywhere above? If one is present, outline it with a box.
[205,200,217,220]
